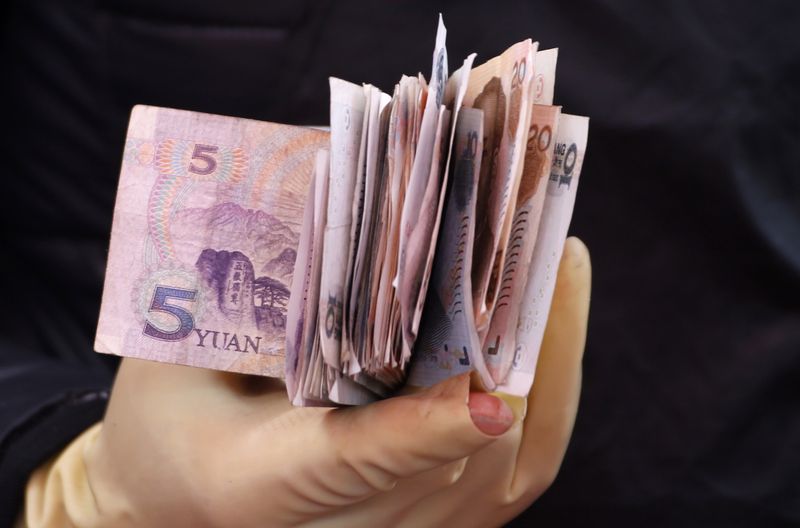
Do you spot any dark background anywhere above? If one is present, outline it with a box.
[1,0,799,526]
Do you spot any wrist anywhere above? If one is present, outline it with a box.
[23,423,112,528]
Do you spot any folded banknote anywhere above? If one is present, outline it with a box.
[95,15,588,405]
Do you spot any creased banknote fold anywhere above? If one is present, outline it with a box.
[96,15,590,405]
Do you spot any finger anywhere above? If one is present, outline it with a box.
[331,374,513,488]
[313,393,519,525]
[300,457,471,528]
[284,374,514,512]
[394,420,527,528]
[510,236,591,502]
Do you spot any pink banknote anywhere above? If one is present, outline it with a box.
[95,105,328,377]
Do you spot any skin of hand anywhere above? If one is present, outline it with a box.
[24,237,590,528]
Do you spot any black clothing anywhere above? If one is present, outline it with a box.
[1,1,799,526]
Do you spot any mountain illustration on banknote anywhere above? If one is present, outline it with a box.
[195,248,291,333]
[262,248,297,280]
[170,201,297,333]
[171,202,299,266]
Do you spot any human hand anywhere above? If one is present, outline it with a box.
[24,237,590,527]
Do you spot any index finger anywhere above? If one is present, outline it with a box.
[510,236,591,501]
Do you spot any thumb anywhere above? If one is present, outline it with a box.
[321,374,513,497]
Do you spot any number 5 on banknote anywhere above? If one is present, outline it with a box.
[143,286,198,341]
[188,144,219,175]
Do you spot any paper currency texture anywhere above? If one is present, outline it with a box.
[94,16,592,404]
[95,106,328,377]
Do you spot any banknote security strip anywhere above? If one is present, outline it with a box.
[95,15,589,406]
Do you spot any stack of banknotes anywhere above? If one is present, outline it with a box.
[95,16,589,406]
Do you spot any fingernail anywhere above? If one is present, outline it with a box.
[468,392,515,436]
